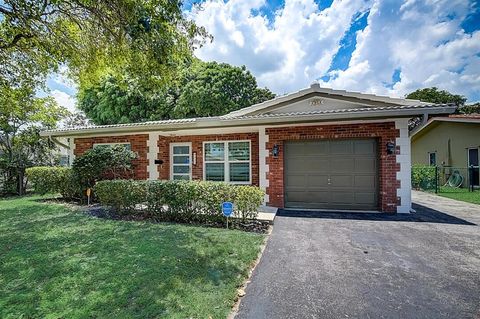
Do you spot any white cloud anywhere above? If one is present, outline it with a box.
[190,0,480,101]
[323,0,480,101]
[190,0,371,94]
[51,90,76,113]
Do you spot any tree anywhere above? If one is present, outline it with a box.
[173,61,275,118]
[0,84,68,195]
[78,61,275,124]
[77,76,174,124]
[457,103,480,114]
[406,87,467,106]
[0,0,208,90]
[63,112,91,128]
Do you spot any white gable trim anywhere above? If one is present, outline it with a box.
[226,83,425,117]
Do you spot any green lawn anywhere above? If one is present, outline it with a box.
[438,187,480,205]
[0,196,264,319]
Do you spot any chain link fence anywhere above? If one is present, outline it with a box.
[412,165,479,193]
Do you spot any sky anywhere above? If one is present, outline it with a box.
[47,0,480,112]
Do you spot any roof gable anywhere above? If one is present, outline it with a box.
[225,83,426,118]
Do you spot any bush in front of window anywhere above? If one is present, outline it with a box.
[72,145,137,189]
[94,180,265,223]
[95,179,148,213]
[26,166,82,199]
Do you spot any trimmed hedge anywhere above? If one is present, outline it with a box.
[26,167,82,199]
[94,180,264,222]
[94,180,147,213]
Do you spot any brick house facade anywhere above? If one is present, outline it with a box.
[48,84,455,214]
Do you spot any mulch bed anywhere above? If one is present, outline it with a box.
[85,205,270,233]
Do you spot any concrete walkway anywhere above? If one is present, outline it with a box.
[235,191,480,319]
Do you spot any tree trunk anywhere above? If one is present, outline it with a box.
[17,169,25,195]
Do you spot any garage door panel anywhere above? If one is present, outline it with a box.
[355,193,377,204]
[331,192,354,204]
[286,174,307,187]
[307,175,329,187]
[355,158,377,172]
[286,157,330,172]
[354,140,376,154]
[329,140,353,154]
[285,139,378,210]
[330,175,353,187]
[331,159,355,172]
[303,141,329,155]
[286,191,329,205]
[354,175,377,188]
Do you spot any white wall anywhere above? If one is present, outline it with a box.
[395,118,412,213]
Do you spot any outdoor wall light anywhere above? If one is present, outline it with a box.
[272,144,280,157]
[154,159,164,165]
[386,142,396,155]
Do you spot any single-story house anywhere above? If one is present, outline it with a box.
[411,114,480,187]
[41,83,455,213]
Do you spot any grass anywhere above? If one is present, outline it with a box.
[0,196,265,319]
[438,186,480,205]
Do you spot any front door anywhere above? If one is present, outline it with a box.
[170,143,192,180]
[468,148,479,186]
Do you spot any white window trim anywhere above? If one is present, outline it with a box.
[170,142,192,181]
[203,140,252,185]
[93,142,131,148]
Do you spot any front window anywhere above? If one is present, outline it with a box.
[204,141,251,184]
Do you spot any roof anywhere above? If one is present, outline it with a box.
[41,83,456,137]
[225,83,428,117]
[411,114,480,138]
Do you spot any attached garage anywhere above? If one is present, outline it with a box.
[284,139,378,210]
[42,83,456,213]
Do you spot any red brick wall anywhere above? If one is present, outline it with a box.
[157,133,259,186]
[74,135,149,180]
[265,122,400,213]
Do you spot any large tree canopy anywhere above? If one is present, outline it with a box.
[173,61,275,118]
[406,87,467,106]
[0,85,68,194]
[0,0,208,89]
[78,61,275,125]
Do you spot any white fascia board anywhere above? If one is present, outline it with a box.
[41,106,456,138]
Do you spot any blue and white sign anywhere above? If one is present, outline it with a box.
[222,202,234,217]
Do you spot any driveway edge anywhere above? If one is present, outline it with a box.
[228,226,273,319]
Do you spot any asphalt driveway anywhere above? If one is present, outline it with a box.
[235,191,480,319]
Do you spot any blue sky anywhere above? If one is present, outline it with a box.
[48,0,480,112]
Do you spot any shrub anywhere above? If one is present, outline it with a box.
[146,181,237,222]
[411,165,437,190]
[26,166,82,199]
[72,145,137,189]
[234,186,264,221]
[95,180,147,213]
[96,180,265,223]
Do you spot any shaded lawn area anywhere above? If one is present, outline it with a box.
[438,187,480,205]
[0,196,264,319]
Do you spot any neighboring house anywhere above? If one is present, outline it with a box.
[411,114,480,187]
[41,84,455,213]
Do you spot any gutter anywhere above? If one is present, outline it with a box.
[41,105,457,138]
